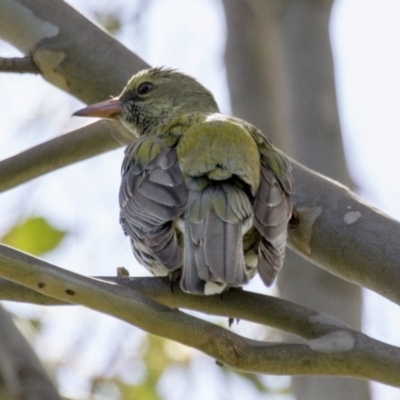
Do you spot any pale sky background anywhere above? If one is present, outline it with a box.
[1,0,400,399]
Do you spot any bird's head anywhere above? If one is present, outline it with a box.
[73,67,219,136]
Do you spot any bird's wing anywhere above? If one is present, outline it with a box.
[176,116,257,294]
[119,136,188,274]
[253,140,293,286]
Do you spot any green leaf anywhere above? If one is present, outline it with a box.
[1,216,67,256]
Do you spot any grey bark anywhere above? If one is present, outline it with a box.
[0,246,400,387]
[222,0,369,399]
[0,0,148,103]
[0,305,60,400]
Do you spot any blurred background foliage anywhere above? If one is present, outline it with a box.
[1,216,67,256]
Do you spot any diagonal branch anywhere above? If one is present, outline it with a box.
[0,56,39,74]
[0,0,149,104]
[0,305,60,399]
[0,244,400,387]
[0,121,131,193]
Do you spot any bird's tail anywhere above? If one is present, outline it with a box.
[181,183,252,295]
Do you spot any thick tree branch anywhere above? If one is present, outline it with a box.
[288,161,400,305]
[0,0,148,104]
[0,56,39,74]
[0,244,399,386]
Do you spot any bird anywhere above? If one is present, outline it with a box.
[73,67,293,295]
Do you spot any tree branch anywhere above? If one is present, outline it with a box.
[0,0,149,104]
[0,56,39,74]
[0,121,131,192]
[0,274,350,339]
[0,244,399,386]
[0,306,60,399]
[288,161,400,305]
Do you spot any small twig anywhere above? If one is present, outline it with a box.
[0,56,40,74]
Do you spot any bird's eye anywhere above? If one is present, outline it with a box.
[137,82,153,96]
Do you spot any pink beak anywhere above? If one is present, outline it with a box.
[73,98,124,120]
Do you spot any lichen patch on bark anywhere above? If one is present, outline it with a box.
[308,331,355,353]
[33,49,68,91]
[344,211,362,225]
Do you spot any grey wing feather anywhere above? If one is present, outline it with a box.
[204,209,246,284]
[120,145,188,275]
[181,184,251,294]
[181,223,206,294]
[253,163,292,286]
